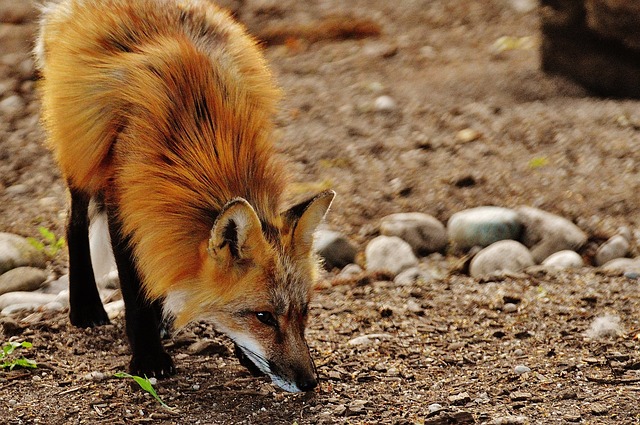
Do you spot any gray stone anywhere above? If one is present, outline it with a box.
[313,230,358,269]
[595,235,629,266]
[503,303,518,313]
[428,403,443,414]
[380,212,447,255]
[105,299,125,320]
[0,267,48,295]
[514,365,531,375]
[4,184,30,195]
[509,0,536,13]
[0,232,47,274]
[393,266,433,285]
[601,257,640,274]
[42,273,68,294]
[541,250,584,269]
[469,240,534,278]
[447,206,522,250]
[365,236,418,275]
[516,206,587,263]
[0,291,58,312]
[336,263,363,279]
[373,95,397,112]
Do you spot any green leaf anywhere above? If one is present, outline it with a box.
[26,237,45,252]
[528,156,549,169]
[114,372,174,410]
[8,358,37,370]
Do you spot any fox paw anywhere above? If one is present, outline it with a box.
[70,306,110,328]
[129,351,175,379]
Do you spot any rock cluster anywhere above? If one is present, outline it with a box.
[315,205,637,281]
[2,202,637,317]
[0,232,122,318]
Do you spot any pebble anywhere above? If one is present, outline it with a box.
[313,229,358,269]
[393,266,433,285]
[448,391,471,405]
[514,365,531,375]
[336,263,363,279]
[469,240,534,277]
[503,303,517,313]
[364,236,418,275]
[4,184,30,195]
[82,371,105,381]
[373,95,397,112]
[380,212,447,255]
[516,206,587,263]
[447,206,522,250]
[508,0,537,13]
[541,250,583,268]
[347,333,393,346]
[333,404,347,416]
[594,234,629,266]
[0,94,25,121]
[455,128,481,143]
[0,232,47,274]
[488,416,529,425]
[104,300,125,320]
[601,257,640,274]
[427,403,443,414]
[590,402,609,416]
[0,267,48,295]
[510,391,531,401]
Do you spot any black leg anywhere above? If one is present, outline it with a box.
[106,205,175,378]
[67,188,110,327]
[153,298,173,340]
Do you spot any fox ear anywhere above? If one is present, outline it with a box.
[283,190,335,256]
[209,198,264,263]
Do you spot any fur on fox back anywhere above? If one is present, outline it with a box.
[36,0,293,324]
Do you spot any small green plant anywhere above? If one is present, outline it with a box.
[0,341,37,370]
[114,372,174,410]
[27,226,66,257]
[528,156,549,169]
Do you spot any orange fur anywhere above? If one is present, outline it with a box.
[38,0,286,307]
[37,0,335,391]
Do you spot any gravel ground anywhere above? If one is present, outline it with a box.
[1,0,639,424]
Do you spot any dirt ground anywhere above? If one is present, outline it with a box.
[1,0,640,424]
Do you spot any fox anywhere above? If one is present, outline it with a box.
[34,0,334,393]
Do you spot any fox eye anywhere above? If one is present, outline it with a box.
[255,311,278,328]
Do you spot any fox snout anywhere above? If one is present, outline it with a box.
[233,331,318,393]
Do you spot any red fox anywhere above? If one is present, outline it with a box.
[35,0,334,393]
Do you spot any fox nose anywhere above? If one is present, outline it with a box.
[297,375,317,392]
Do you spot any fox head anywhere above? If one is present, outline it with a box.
[165,190,334,392]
